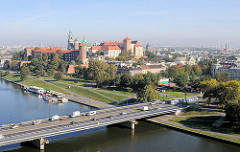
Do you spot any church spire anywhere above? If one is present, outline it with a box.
[82,35,86,44]
[68,30,74,42]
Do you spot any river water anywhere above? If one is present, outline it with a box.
[0,79,240,152]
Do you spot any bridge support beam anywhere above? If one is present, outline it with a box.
[119,120,138,130]
[28,138,49,150]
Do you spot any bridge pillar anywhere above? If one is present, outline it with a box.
[29,138,49,150]
[120,120,138,130]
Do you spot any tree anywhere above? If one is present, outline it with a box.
[131,74,145,92]
[106,64,117,79]
[137,84,158,102]
[20,65,29,81]
[87,60,109,81]
[215,72,230,82]
[165,66,179,78]
[218,80,240,105]
[189,74,200,91]
[3,60,10,69]
[192,65,202,76]
[118,73,132,89]
[225,102,240,127]
[54,71,63,81]
[11,60,19,71]
[174,71,188,87]
[95,71,110,87]
[200,79,219,105]
[198,59,213,75]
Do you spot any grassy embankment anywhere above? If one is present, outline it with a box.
[157,89,200,99]
[59,77,134,96]
[170,107,240,137]
[158,121,240,143]
[3,74,70,95]
[50,81,116,104]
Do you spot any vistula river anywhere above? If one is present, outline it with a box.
[0,79,240,152]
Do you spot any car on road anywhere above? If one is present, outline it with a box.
[70,121,78,125]
[11,124,19,129]
[120,112,127,115]
[86,111,97,116]
[50,115,60,121]
[0,125,6,129]
[0,134,4,140]
[60,117,68,121]
[32,120,41,125]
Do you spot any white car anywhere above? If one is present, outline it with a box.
[0,134,4,140]
[86,111,97,116]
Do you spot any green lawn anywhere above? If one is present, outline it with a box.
[27,79,71,95]
[50,81,115,104]
[3,73,21,82]
[170,107,240,136]
[182,107,217,116]
[3,73,34,84]
[96,90,126,101]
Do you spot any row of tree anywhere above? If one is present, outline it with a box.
[200,79,240,126]
[75,60,161,101]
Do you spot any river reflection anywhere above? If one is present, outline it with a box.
[0,79,90,124]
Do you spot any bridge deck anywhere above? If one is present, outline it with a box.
[0,101,184,146]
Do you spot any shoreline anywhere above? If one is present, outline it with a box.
[146,117,240,146]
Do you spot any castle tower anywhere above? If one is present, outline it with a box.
[79,43,87,64]
[67,30,74,50]
[146,43,152,53]
[74,38,79,50]
[123,37,132,54]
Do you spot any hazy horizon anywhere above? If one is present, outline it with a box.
[1,0,240,48]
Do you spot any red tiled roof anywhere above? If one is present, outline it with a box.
[101,41,123,46]
[79,43,86,46]
[135,41,142,47]
[91,46,102,50]
[61,50,73,53]
[123,37,131,40]
[140,65,150,69]
[102,45,121,50]
[159,83,177,87]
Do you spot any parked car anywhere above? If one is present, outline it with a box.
[32,120,41,125]
[0,125,6,129]
[11,124,19,129]
[120,112,127,115]
[0,134,4,140]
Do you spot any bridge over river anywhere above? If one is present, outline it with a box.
[0,100,184,150]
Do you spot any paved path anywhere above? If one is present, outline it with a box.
[45,81,111,108]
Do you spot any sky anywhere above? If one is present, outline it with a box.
[1,0,240,47]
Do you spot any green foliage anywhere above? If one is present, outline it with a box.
[137,84,158,102]
[215,72,230,82]
[10,60,19,71]
[117,73,132,89]
[96,71,111,87]
[54,71,63,81]
[146,51,157,61]
[198,59,213,75]
[173,71,188,87]
[200,79,219,105]
[225,102,240,127]
[3,60,10,69]
[20,65,29,81]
